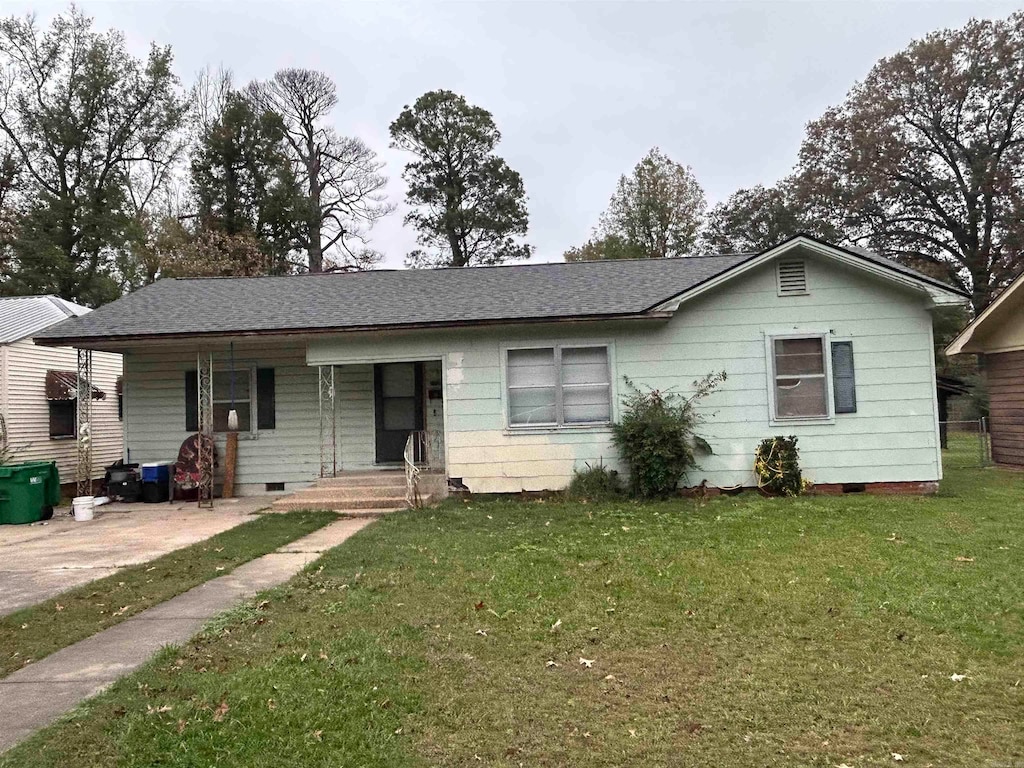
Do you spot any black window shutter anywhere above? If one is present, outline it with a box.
[257,368,276,430]
[831,341,857,414]
[185,371,198,431]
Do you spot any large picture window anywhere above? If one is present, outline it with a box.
[507,345,611,427]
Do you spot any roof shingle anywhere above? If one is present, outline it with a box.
[34,255,752,342]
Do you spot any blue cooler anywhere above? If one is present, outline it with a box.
[141,461,173,503]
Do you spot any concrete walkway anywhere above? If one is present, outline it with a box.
[0,516,374,754]
[0,498,273,616]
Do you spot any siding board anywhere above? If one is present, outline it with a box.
[5,340,122,481]
[986,350,1024,468]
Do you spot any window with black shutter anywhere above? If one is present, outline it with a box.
[184,366,276,433]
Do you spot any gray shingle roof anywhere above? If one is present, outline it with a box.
[33,237,964,345]
[34,255,753,342]
[0,295,90,344]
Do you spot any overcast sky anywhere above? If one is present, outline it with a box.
[9,1,1022,268]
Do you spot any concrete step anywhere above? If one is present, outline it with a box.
[296,485,410,500]
[272,494,407,511]
[315,473,407,488]
[269,500,406,516]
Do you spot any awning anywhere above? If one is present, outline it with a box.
[45,370,106,401]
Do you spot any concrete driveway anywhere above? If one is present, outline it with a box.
[0,498,272,616]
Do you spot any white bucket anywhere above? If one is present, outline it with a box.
[72,496,95,522]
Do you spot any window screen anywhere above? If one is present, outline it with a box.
[772,337,828,419]
[507,345,610,426]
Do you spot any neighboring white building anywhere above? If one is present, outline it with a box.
[36,236,966,497]
[0,296,122,485]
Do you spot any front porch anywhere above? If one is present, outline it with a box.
[313,359,447,479]
[102,340,450,507]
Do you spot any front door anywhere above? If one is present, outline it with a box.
[374,362,424,463]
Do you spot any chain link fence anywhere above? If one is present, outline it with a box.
[940,418,991,468]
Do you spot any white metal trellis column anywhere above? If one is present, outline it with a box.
[75,348,93,497]
[197,352,214,507]
[318,365,336,478]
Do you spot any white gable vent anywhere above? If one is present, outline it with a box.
[776,260,808,296]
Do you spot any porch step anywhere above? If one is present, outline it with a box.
[269,470,446,515]
[269,500,408,516]
[315,473,407,488]
[292,485,411,500]
[272,493,406,511]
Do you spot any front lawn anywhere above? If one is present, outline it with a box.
[3,465,1022,767]
[0,510,337,679]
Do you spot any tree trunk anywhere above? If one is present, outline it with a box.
[306,142,323,273]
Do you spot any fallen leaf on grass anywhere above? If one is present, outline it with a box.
[311,729,323,741]
[474,601,485,611]
[579,657,594,668]
[950,673,967,682]
[475,629,488,637]
[628,728,637,738]
[545,660,558,668]
[54,604,64,612]
[891,753,904,762]
[212,699,229,722]
[113,606,130,617]
[954,556,974,563]
[550,618,562,632]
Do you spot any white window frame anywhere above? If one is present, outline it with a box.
[212,365,258,437]
[503,343,614,431]
[765,331,835,425]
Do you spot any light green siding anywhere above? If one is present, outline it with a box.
[308,253,941,492]
[122,343,323,496]
[121,251,942,494]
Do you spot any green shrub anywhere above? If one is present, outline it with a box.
[612,372,726,499]
[566,460,622,501]
[754,436,803,496]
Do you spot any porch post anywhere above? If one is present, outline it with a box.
[318,365,336,478]
[75,348,93,497]
[196,352,214,508]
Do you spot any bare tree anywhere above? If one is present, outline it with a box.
[192,65,234,136]
[248,69,392,272]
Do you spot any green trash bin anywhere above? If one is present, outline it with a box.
[0,461,60,525]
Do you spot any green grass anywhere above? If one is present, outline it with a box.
[0,510,337,679]
[3,464,1023,767]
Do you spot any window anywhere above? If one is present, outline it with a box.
[48,401,75,438]
[185,367,275,434]
[771,336,828,419]
[507,345,611,427]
